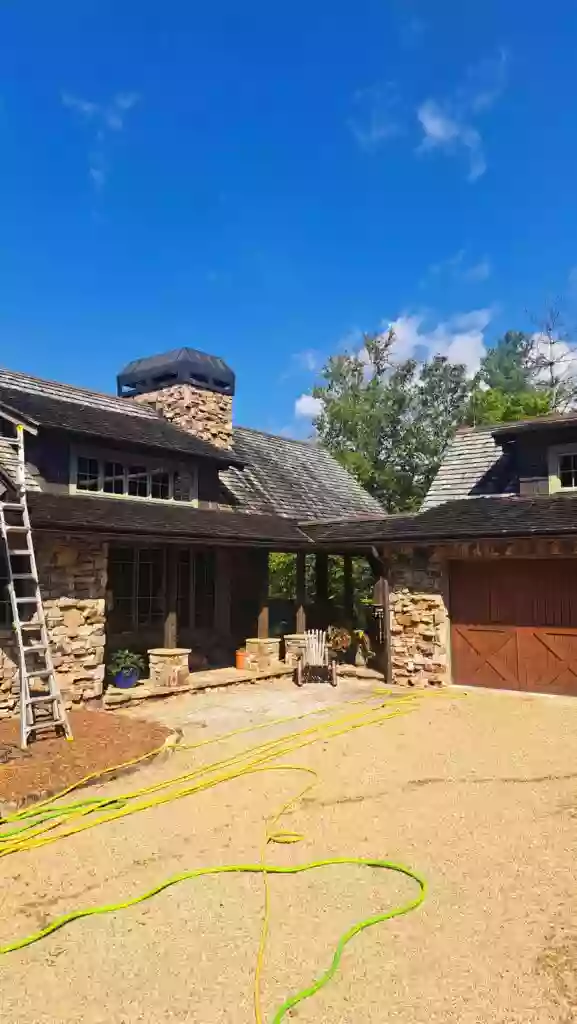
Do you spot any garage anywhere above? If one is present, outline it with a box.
[450,559,577,695]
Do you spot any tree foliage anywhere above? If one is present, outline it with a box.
[312,330,472,512]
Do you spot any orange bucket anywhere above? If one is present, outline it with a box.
[235,648,247,670]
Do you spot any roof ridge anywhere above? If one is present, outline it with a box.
[234,424,317,447]
[0,366,159,420]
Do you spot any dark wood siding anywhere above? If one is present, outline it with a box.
[450,560,577,695]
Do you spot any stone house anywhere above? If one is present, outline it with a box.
[0,349,385,716]
[304,412,577,697]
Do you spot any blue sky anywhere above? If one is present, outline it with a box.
[1,1,577,436]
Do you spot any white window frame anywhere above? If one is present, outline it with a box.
[71,450,199,506]
[548,443,577,493]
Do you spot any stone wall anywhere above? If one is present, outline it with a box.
[133,384,233,449]
[0,536,108,717]
[389,553,449,688]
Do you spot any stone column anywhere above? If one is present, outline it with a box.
[295,552,306,634]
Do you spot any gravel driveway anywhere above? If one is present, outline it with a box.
[2,679,577,1023]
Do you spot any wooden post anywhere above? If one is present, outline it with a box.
[214,549,231,636]
[257,551,270,639]
[372,553,392,685]
[315,552,329,628]
[164,546,178,648]
[343,555,354,624]
[296,551,306,634]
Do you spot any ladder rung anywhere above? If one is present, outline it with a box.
[9,549,30,556]
[12,573,36,580]
[20,621,41,630]
[5,525,28,532]
[24,644,47,654]
[28,694,58,705]
[27,720,66,734]
[15,596,38,604]
[2,503,24,511]
[27,668,52,679]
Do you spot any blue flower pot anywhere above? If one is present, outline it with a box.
[113,668,140,689]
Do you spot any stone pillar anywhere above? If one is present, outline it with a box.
[148,648,191,689]
[343,555,354,624]
[389,552,449,688]
[257,551,269,639]
[315,553,329,628]
[36,535,108,705]
[164,547,178,649]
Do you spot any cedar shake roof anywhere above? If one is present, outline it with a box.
[224,427,384,520]
[304,494,577,546]
[421,427,515,510]
[28,492,310,547]
[0,368,241,466]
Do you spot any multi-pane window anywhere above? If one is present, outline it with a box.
[76,457,100,492]
[103,462,124,495]
[74,454,197,504]
[0,552,10,628]
[127,465,149,498]
[559,453,577,489]
[108,546,215,635]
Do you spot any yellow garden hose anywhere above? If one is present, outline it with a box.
[0,688,432,1022]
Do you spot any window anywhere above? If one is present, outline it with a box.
[76,456,99,492]
[103,462,125,495]
[559,453,577,489]
[151,469,170,500]
[108,547,165,631]
[73,453,197,504]
[0,552,10,628]
[127,465,149,498]
[195,550,216,629]
[108,546,213,635]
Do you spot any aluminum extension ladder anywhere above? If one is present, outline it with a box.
[0,425,72,748]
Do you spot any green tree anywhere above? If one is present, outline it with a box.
[465,386,553,427]
[479,330,533,391]
[312,330,472,512]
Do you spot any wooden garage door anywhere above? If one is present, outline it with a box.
[450,560,577,695]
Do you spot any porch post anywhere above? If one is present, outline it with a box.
[296,551,306,634]
[343,554,354,624]
[315,552,329,628]
[164,546,178,648]
[257,551,270,638]
[214,549,232,636]
[372,551,392,685]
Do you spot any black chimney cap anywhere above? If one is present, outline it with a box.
[117,347,235,398]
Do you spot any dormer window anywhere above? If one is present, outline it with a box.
[559,453,577,489]
[73,451,198,504]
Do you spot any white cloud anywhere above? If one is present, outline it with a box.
[292,350,322,372]
[62,90,140,191]
[531,332,577,388]
[388,307,493,376]
[463,258,492,282]
[294,393,323,420]
[416,48,507,181]
[348,83,402,151]
[417,100,485,181]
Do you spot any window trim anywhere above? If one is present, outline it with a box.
[71,449,198,506]
[548,444,577,494]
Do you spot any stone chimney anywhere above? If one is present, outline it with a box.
[117,347,235,449]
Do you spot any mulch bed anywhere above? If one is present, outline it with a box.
[0,710,172,808]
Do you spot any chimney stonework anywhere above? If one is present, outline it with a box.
[133,384,233,449]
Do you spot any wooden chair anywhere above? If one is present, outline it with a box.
[295,629,338,687]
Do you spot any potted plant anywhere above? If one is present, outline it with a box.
[108,650,146,689]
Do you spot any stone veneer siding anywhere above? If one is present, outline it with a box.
[389,552,449,688]
[133,384,233,450]
[0,536,108,717]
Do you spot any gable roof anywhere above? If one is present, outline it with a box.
[421,427,515,510]
[305,493,577,547]
[0,368,241,467]
[223,427,384,520]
